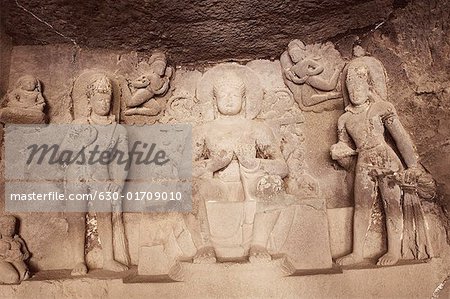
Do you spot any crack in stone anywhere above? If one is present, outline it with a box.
[14,0,79,47]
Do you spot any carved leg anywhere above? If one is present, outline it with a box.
[124,103,161,116]
[165,229,185,281]
[186,179,220,264]
[306,92,342,107]
[191,194,216,264]
[377,179,402,266]
[96,212,128,272]
[336,170,376,266]
[67,212,88,276]
[11,261,29,281]
[125,95,161,116]
[65,182,89,276]
[0,261,20,284]
[126,89,154,107]
[249,209,281,263]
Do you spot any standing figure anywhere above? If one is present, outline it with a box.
[64,74,129,275]
[0,75,47,124]
[331,60,421,266]
[124,51,173,116]
[0,215,30,284]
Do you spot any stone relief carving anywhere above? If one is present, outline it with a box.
[186,64,287,264]
[117,51,173,124]
[280,40,345,112]
[180,63,332,272]
[258,87,319,198]
[331,52,437,266]
[0,43,446,288]
[0,215,30,284]
[0,75,47,124]
[64,71,130,275]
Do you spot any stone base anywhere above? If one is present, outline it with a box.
[1,255,449,298]
[274,199,334,270]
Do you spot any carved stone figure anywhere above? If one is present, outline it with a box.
[64,72,129,275]
[0,75,47,124]
[257,86,319,198]
[0,215,30,284]
[280,40,345,112]
[121,51,173,116]
[331,55,430,266]
[187,64,289,264]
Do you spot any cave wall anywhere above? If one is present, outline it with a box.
[0,23,12,98]
[2,0,394,63]
[0,0,448,270]
[356,0,450,220]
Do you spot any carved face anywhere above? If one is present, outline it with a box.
[213,73,245,116]
[346,65,370,106]
[91,90,112,116]
[87,76,113,116]
[215,86,244,115]
[0,217,16,237]
[289,48,304,63]
[19,76,38,92]
[151,60,167,76]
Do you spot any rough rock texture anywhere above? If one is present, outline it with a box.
[0,23,12,98]
[1,0,394,63]
[353,0,450,231]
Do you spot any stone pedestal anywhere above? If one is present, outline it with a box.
[206,201,256,259]
[272,199,334,270]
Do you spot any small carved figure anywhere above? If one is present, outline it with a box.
[0,75,47,124]
[280,40,345,111]
[64,74,129,275]
[331,59,425,266]
[124,51,173,116]
[0,215,30,284]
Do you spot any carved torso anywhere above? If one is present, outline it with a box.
[343,101,402,172]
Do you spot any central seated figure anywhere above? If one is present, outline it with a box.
[187,64,289,263]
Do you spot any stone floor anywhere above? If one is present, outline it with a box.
[1,247,449,299]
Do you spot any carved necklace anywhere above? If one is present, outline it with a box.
[345,100,370,115]
[88,113,115,125]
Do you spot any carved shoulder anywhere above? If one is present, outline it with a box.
[372,101,398,124]
[280,51,293,70]
[337,112,350,130]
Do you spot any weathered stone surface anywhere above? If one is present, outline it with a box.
[0,0,449,295]
[138,245,171,275]
[0,259,449,298]
[274,200,333,270]
[357,0,450,236]
[0,23,12,98]
[1,0,394,63]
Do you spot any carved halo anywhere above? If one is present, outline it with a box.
[195,63,263,121]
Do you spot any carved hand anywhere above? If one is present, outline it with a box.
[0,240,10,254]
[401,166,424,185]
[330,142,356,160]
[106,181,123,193]
[132,75,150,88]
